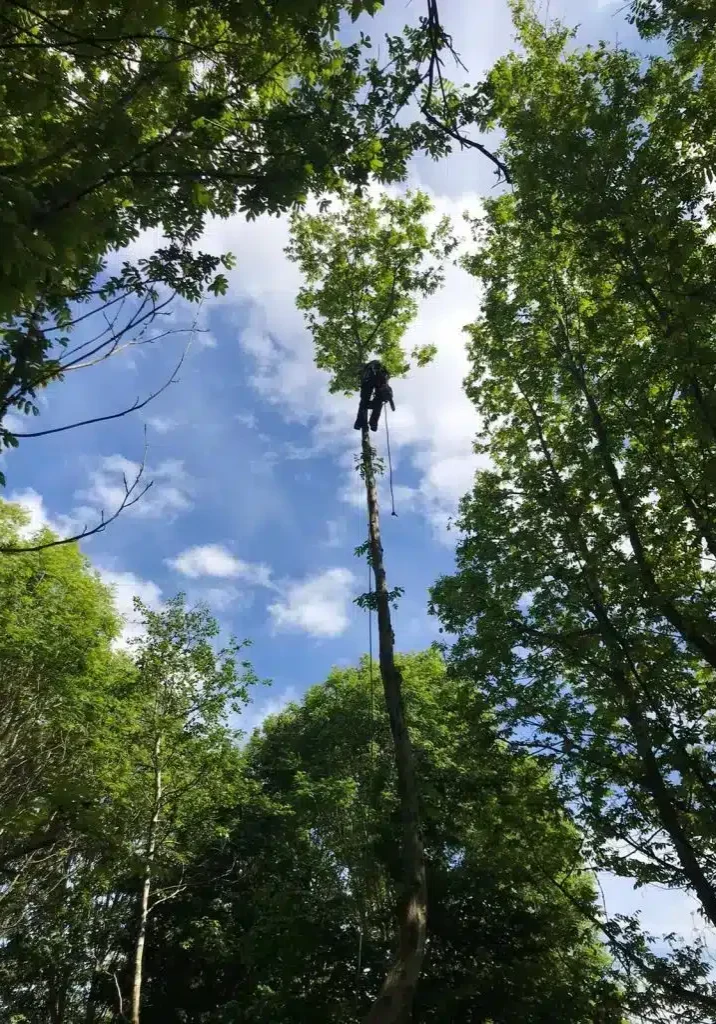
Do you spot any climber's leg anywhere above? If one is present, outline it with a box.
[354,400,369,430]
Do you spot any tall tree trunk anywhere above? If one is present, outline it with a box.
[84,969,98,1024]
[130,734,161,1024]
[47,967,68,1024]
[361,427,427,1024]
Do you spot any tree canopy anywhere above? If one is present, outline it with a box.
[0,499,625,1022]
[0,0,423,325]
[287,190,453,393]
[132,651,624,1023]
[431,4,716,1017]
[0,0,453,472]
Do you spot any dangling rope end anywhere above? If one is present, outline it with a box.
[384,405,398,517]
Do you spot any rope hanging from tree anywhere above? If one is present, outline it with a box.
[384,404,397,518]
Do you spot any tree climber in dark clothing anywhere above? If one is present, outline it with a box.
[354,359,395,431]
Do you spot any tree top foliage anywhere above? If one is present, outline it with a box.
[287,190,454,393]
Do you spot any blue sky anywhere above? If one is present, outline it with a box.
[2,0,707,951]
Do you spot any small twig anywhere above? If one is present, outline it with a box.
[149,883,188,911]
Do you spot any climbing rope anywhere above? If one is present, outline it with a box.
[367,556,375,754]
[356,925,364,996]
[353,554,376,1009]
[384,404,397,517]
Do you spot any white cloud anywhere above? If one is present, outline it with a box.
[78,454,192,521]
[147,415,180,434]
[171,549,358,637]
[268,567,356,638]
[324,518,347,549]
[8,457,192,546]
[7,487,81,540]
[8,488,55,538]
[200,584,242,612]
[236,684,301,738]
[97,567,164,648]
[1,411,26,436]
[167,543,272,586]
[234,411,257,429]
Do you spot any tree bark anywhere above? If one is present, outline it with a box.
[47,967,68,1024]
[130,733,161,1024]
[84,973,98,1024]
[360,427,427,1024]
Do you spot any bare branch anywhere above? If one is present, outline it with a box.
[149,882,187,911]
[110,970,124,1018]
[58,293,175,372]
[64,326,206,371]
[12,350,188,439]
[422,0,512,184]
[0,438,152,555]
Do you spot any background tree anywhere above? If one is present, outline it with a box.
[288,190,452,1024]
[0,498,624,1021]
[139,651,624,1024]
[0,500,128,1022]
[120,597,251,1024]
[0,501,119,902]
[0,503,254,1023]
[431,6,716,1017]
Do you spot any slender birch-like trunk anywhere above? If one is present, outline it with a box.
[130,733,161,1024]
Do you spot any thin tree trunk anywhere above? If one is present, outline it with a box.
[84,973,98,1024]
[130,734,161,1024]
[47,967,69,1024]
[555,326,716,669]
[361,427,427,1024]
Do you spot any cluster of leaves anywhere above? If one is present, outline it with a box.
[431,3,716,1017]
[0,0,462,473]
[355,585,404,611]
[0,0,429,325]
[287,191,454,393]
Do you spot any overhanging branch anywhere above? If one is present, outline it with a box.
[422,0,512,184]
[12,350,187,439]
